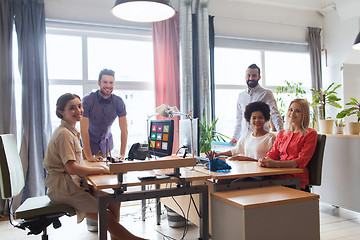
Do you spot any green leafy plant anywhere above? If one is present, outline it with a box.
[276,80,307,117]
[199,118,230,153]
[334,119,345,127]
[336,97,360,122]
[310,83,342,120]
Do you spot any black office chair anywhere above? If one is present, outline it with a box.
[306,134,327,191]
[0,134,76,239]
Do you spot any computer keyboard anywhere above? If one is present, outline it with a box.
[138,176,157,181]
[196,156,209,164]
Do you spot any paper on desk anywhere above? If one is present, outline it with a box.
[211,141,233,152]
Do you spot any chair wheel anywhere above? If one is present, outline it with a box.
[53,219,62,229]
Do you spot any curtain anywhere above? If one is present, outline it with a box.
[152,13,180,153]
[192,13,199,119]
[209,15,215,123]
[308,27,322,91]
[0,0,16,217]
[13,0,52,204]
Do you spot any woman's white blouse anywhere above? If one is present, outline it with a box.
[231,132,276,160]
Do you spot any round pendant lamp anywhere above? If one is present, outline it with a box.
[353,32,360,50]
[112,0,175,22]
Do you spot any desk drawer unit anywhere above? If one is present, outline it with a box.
[211,186,319,240]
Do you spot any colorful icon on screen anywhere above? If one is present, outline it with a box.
[163,125,169,133]
[152,125,157,132]
[162,142,168,150]
[157,133,162,140]
[156,141,161,149]
[163,134,168,141]
[157,125,163,132]
[151,133,156,140]
[150,141,155,148]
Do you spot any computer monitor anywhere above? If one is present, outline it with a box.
[179,118,199,157]
[149,119,174,157]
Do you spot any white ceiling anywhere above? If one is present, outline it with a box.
[43,0,360,63]
[44,0,360,24]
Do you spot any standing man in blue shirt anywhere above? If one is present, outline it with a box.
[80,69,128,162]
[230,64,283,145]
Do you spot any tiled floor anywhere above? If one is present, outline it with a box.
[0,200,199,240]
[1,201,360,240]
[319,203,360,240]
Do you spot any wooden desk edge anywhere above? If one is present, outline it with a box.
[211,186,319,210]
[193,164,303,180]
[109,157,196,173]
[87,170,211,190]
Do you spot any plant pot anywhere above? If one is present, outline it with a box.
[347,122,360,135]
[318,119,334,134]
[333,126,344,134]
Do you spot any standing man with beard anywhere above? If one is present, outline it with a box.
[80,69,128,162]
[230,64,283,145]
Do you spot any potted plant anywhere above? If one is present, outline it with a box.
[333,119,345,134]
[336,97,360,135]
[275,80,319,129]
[276,80,307,118]
[199,117,230,153]
[310,83,342,134]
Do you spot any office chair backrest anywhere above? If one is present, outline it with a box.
[0,134,25,199]
[307,134,326,186]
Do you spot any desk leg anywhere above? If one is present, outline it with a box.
[97,184,209,240]
[199,188,209,240]
[141,185,146,221]
[156,184,161,225]
[98,195,108,240]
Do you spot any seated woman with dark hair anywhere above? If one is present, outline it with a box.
[259,98,317,191]
[216,101,276,161]
[43,93,147,240]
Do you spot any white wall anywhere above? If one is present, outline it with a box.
[342,64,360,122]
[209,1,323,43]
[44,0,152,29]
[45,0,323,43]
[322,11,360,119]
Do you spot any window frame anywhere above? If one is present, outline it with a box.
[45,22,156,153]
[46,23,154,96]
[214,36,311,93]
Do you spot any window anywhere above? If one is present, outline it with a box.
[214,37,311,138]
[12,30,22,146]
[46,25,155,154]
[87,37,154,82]
[214,48,261,86]
[264,51,312,88]
[46,34,83,80]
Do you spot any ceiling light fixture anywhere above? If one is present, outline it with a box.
[111,0,175,23]
[353,32,360,50]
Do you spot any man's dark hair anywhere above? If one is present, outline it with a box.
[98,69,115,82]
[248,64,261,76]
[244,101,270,122]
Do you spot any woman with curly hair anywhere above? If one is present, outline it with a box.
[216,101,276,161]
